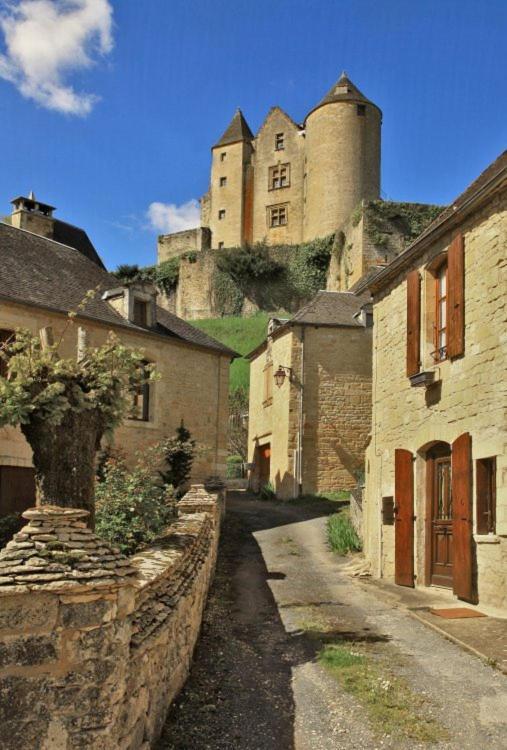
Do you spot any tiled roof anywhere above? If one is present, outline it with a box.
[0,221,237,357]
[290,290,370,326]
[214,108,254,148]
[306,72,381,120]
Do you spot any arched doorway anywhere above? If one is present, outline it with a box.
[425,442,453,588]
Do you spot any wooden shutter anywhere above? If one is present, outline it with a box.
[394,449,415,587]
[451,432,476,603]
[406,271,421,377]
[447,234,465,358]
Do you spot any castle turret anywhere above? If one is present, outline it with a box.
[303,73,382,240]
[208,108,254,248]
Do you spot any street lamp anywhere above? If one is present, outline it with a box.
[274,365,292,388]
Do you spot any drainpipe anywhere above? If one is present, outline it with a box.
[298,327,305,497]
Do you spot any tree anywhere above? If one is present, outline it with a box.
[228,387,248,461]
[0,311,153,526]
[158,421,196,496]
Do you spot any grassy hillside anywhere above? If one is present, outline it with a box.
[192,314,271,392]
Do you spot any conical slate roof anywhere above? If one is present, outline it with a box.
[306,72,381,120]
[213,108,254,148]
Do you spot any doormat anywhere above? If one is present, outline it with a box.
[429,607,486,619]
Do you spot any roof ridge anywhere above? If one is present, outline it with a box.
[0,219,104,261]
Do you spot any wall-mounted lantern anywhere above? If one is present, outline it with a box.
[274,365,292,388]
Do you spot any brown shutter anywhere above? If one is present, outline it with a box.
[394,449,415,587]
[447,233,465,358]
[406,270,421,377]
[451,432,476,603]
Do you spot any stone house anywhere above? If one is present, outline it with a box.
[0,195,236,516]
[246,291,372,499]
[354,152,507,611]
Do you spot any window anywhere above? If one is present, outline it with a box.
[275,133,284,150]
[476,457,496,534]
[131,362,151,422]
[263,362,273,406]
[220,152,226,161]
[0,329,14,378]
[268,204,288,228]
[133,299,148,327]
[357,104,366,116]
[218,241,224,249]
[219,176,227,187]
[433,261,448,362]
[218,209,226,220]
[269,163,290,190]
[382,497,394,525]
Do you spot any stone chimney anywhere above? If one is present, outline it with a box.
[10,191,56,239]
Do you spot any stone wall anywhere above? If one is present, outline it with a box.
[157,227,211,262]
[0,485,223,749]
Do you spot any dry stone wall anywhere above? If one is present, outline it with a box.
[0,485,223,750]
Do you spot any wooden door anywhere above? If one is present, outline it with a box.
[257,444,271,488]
[427,445,453,588]
[0,466,36,516]
[452,433,476,603]
[394,449,415,587]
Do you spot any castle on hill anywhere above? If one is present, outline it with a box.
[159,72,381,258]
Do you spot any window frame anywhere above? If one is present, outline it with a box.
[476,457,496,534]
[275,132,284,151]
[130,361,152,423]
[218,209,226,220]
[268,163,290,191]
[219,176,227,187]
[220,152,226,162]
[433,259,448,363]
[268,204,288,228]
[133,298,148,327]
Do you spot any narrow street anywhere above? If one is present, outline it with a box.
[158,493,507,750]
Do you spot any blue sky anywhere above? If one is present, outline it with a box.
[0,0,505,270]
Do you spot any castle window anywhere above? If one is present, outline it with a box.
[357,104,366,116]
[268,204,288,228]
[218,209,226,220]
[220,152,226,161]
[130,361,151,422]
[219,176,227,187]
[269,163,290,190]
[275,133,284,151]
[218,242,224,249]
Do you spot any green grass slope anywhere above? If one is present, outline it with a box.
[192,314,270,392]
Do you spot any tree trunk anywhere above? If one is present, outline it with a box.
[22,409,104,528]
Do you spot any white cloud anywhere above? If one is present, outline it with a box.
[147,200,201,235]
[0,0,113,115]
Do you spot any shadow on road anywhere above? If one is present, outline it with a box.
[157,493,375,750]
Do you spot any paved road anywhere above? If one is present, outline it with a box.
[158,493,507,750]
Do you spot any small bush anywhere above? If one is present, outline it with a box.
[327,510,362,554]
[0,514,24,548]
[95,445,175,555]
[226,455,244,479]
[259,481,276,501]
[158,422,196,497]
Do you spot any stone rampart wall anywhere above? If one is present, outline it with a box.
[0,485,223,749]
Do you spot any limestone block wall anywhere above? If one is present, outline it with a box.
[158,227,211,262]
[302,325,372,494]
[363,188,507,611]
[0,485,223,749]
[251,108,305,245]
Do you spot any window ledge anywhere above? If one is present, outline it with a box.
[409,371,435,388]
[474,534,500,544]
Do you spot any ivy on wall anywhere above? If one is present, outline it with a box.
[114,257,180,295]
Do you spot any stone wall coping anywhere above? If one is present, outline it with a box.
[129,512,211,592]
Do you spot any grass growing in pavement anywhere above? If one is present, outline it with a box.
[318,642,448,743]
[191,314,272,392]
[326,509,362,555]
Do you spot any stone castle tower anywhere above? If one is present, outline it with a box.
[159,72,381,259]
